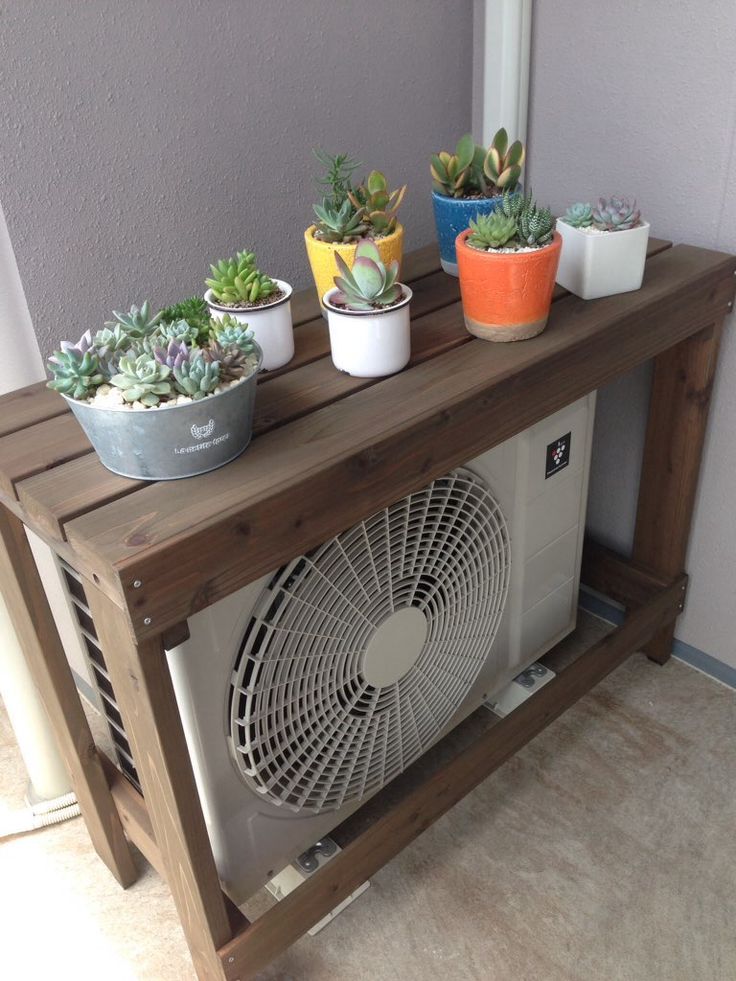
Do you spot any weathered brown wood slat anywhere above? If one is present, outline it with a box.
[0,411,92,499]
[12,238,671,538]
[218,572,687,979]
[63,244,735,637]
[580,538,681,609]
[0,380,69,437]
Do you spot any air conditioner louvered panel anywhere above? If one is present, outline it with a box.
[229,467,510,814]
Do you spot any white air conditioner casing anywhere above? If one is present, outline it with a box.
[31,394,595,907]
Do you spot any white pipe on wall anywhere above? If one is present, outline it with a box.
[0,201,72,801]
[473,0,532,148]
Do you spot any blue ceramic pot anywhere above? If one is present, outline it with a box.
[432,188,522,276]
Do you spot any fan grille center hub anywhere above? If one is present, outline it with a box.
[361,606,429,688]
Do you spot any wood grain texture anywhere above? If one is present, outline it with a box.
[0,412,91,498]
[580,538,679,609]
[83,582,232,979]
[633,319,727,663]
[13,239,670,542]
[0,506,137,886]
[218,573,687,980]
[0,380,68,438]
[63,245,735,638]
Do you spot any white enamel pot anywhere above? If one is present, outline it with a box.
[556,221,650,300]
[205,279,294,371]
[322,286,412,378]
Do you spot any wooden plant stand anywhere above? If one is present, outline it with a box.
[0,238,733,979]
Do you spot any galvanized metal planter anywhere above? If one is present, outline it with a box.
[64,350,262,481]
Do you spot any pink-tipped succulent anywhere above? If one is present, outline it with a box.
[332,240,402,310]
[483,128,525,191]
[592,196,641,232]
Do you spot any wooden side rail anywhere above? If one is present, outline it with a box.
[581,538,687,610]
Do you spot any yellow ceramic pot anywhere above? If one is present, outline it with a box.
[304,223,404,309]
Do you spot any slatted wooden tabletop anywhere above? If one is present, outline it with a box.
[2,235,735,643]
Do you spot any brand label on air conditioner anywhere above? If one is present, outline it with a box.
[545,432,571,478]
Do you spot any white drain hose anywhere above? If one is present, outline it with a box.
[0,791,81,839]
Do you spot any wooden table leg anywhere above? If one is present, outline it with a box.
[632,319,726,663]
[0,506,137,886]
[83,580,233,981]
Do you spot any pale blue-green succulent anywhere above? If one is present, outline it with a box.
[564,202,594,228]
[110,353,172,406]
[592,196,641,231]
[105,300,161,338]
[47,340,104,400]
[172,350,221,400]
[332,239,402,310]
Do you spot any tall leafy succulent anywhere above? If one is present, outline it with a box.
[348,170,406,236]
[205,251,277,305]
[564,202,594,228]
[313,148,361,209]
[431,133,477,198]
[105,301,161,338]
[483,128,525,192]
[592,196,641,231]
[110,354,172,406]
[172,349,221,400]
[467,212,518,250]
[312,198,369,243]
[47,338,104,400]
[332,239,402,310]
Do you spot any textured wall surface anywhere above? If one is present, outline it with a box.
[528,0,736,668]
[0,1,472,360]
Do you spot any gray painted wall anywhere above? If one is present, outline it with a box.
[0,1,472,360]
[528,0,736,669]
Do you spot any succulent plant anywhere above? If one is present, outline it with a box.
[312,198,369,243]
[348,170,406,237]
[483,128,525,192]
[153,338,192,373]
[591,196,642,231]
[313,148,362,209]
[431,133,477,198]
[207,313,259,380]
[109,354,172,406]
[205,251,278,306]
[90,324,132,362]
[47,343,104,400]
[105,301,161,338]
[209,313,253,349]
[466,211,518,250]
[563,202,594,228]
[517,199,555,247]
[159,296,210,341]
[332,239,402,311]
[172,349,221,400]
[150,318,200,347]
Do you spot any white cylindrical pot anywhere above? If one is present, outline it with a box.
[322,286,412,378]
[205,280,294,371]
[556,220,651,300]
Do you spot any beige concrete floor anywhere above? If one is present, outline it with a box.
[1,614,735,981]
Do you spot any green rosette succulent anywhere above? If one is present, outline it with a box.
[105,300,161,338]
[159,296,210,342]
[147,318,200,350]
[47,338,104,400]
[172,349,221,400]
[466,190,554,251]
[332,239,402,310]
[208,314,258,381]
[563,202,594,228]
[467,211,518,250]
[312,198,369,243]
[110,353,172,406]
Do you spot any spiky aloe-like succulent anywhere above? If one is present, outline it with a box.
[105,301,161,338]
[312,198,369,243]
[172,349,221,400]
[159,296,210,341]
[592,196,641,231]
[517,199,555,247]
[564,202,594,228]
[431,133,477,198]
[332,239,402,311]
[47,341,104,400]
[110,354,172,406]
[205,252,277,306]
[348,170,406,236]
[467,211,518,250]
[483,128,525,192]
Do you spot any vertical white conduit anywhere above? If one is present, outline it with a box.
[473,0,532,149]
[0,202,72,802]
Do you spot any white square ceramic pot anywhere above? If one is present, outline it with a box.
[556,220,650,300]
[205,280,294,371]
[322,286,412,378]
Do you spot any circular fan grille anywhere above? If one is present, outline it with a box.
[228,467,510,813]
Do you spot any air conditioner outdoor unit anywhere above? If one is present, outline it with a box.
[31,393,595,907]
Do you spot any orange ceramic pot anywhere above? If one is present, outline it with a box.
[455,230,562,341]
